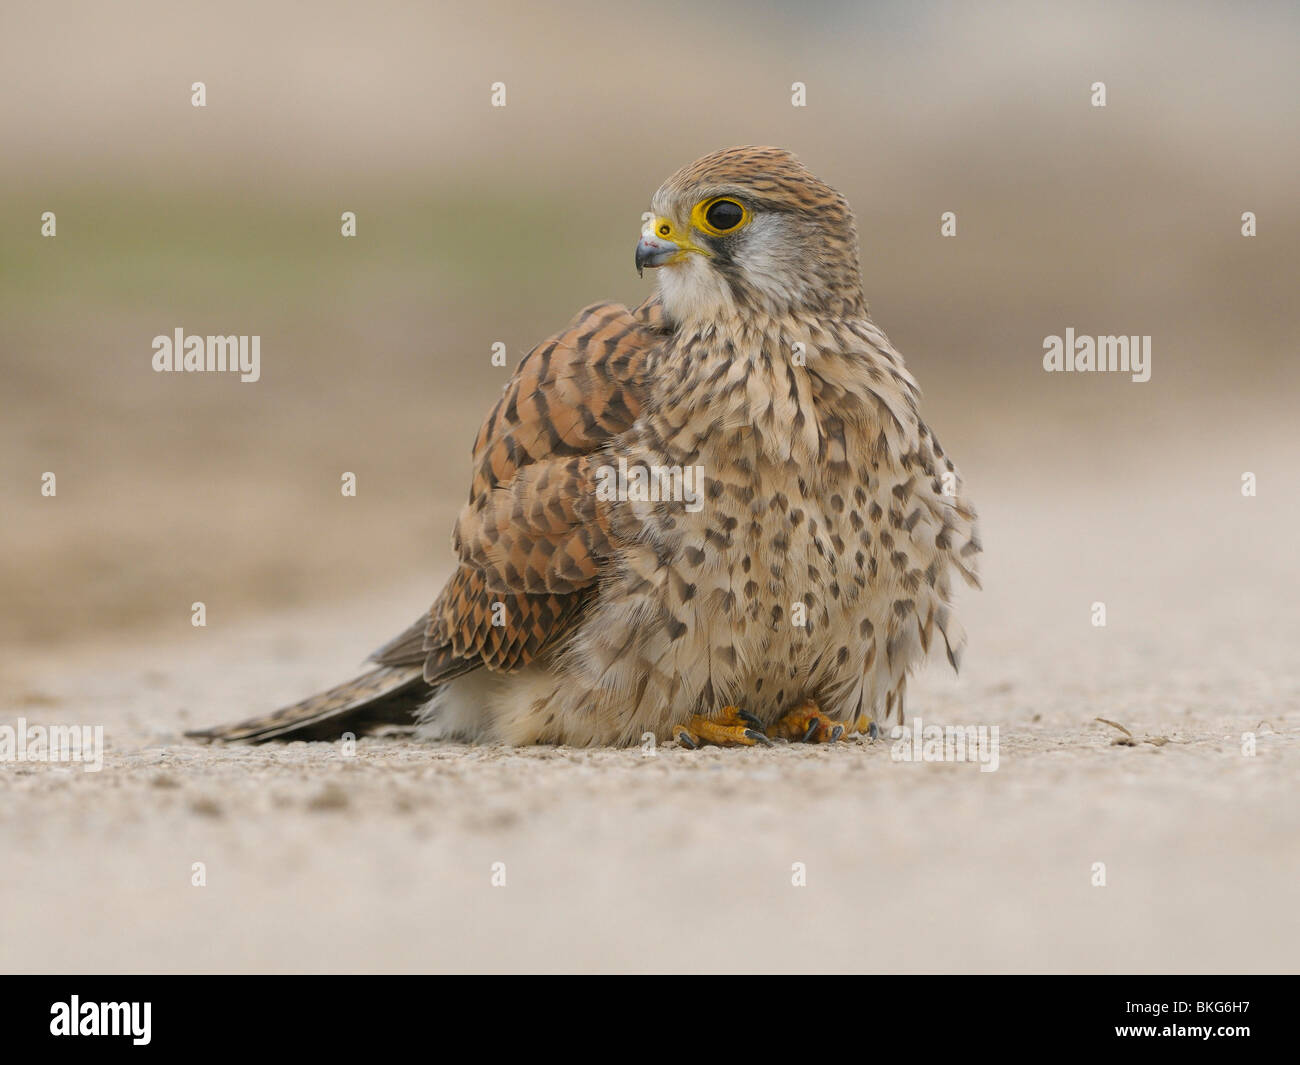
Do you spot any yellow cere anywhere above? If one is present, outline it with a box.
[650,216,709,261]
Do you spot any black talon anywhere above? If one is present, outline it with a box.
[829,725,845,742]
[736,709,764,728]
[802,720,820,743]
[678,731,698,749]
[745,729,774,747]
[868,721,879,741]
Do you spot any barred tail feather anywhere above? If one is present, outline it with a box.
[186,665,428,744]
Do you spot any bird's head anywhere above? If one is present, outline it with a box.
[636,146,866,326]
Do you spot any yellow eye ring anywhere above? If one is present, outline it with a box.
[692,197,749,236]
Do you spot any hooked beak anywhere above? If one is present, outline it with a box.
[635,232,681,277]
[636,216,707,277]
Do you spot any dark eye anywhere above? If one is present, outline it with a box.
[705,199,745,232]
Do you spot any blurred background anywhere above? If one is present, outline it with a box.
[2,0,1297,659]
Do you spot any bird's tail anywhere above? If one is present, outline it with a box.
[185,665,430,744]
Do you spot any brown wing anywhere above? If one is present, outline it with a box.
[407,297,668,682]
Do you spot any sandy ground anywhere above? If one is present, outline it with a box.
[2,463,1297,975]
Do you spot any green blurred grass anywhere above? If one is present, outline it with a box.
[1,182,597,313]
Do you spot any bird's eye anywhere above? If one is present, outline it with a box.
[703,198,745,233]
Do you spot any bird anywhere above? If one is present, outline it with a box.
[188,146,980,749]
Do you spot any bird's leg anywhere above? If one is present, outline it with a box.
[770,697,850,743]
[673,706,773,748]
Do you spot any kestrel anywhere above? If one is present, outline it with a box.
[191,146,980,748]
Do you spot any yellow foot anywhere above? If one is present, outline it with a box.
[673,706,773,748]
[770,698,849,744]
[834,713,881,740]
